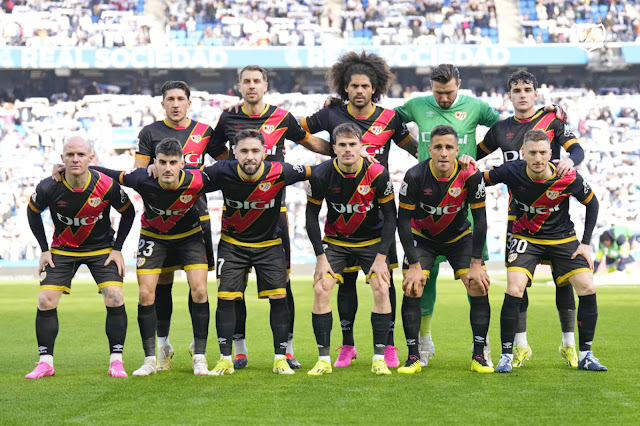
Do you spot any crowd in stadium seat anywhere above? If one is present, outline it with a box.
[522,0,640,43]
[0,0,149,47]
[1,89,638,263]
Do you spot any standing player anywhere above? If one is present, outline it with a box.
[594,226,639,273]
[484,129,606,373]
[134,80,218,371]
[203,129,312,376]
[208,65,330,370]
[301,51,418,368]
[92,138,214,376]
[476,70,585,368]
[394,64,500,366]
[397,125,492,374]
[306,123,397,376]
[26,137,135,379]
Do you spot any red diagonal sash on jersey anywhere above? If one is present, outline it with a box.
[533,112,556,142]
[325,164,383,237]
[142,171,203,233]
[183,122,211,165]
[53,174,113,248]
[260,108,288,151]
[222,163,284,234]
[512,172,574,235]
[412,169,470,237]
[361,108,395,149]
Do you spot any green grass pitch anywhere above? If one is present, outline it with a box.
[1,274,638,424]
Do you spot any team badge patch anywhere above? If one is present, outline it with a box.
[546,190,559,200]
[370,126,383,135]
[448,187,462,197]
[180,195,192,203]
[306,185,312,196]
[399,181,408,196]
[259,182,272,192]
[31,193,37,203]
[262,125,275,134]
[190,135,202,143]
[39,271,47,281]
[358,185,371,195]
[455,112,467,120]
[88,197,101,207]
[508,253,518,263]
[137,257,146,267]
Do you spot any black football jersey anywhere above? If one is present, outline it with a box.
[478,108,578,163]
[114,168,215,239]
[203,160,311,246]
[307,158,395,246]
[301,104,413,168]
[209,105,310,162]
[136,119,215,166]
[28,170,131,253]
[484,161,595,242]
[399,161,486,243]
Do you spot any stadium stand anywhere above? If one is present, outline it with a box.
[522,0,640,43]
[1,89,638,263]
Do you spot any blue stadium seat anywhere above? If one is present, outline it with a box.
[194,30,203,41]
[196,23,205,31]
[177,30,186,39]
[599,5,608,15]
[490,28,497,36]
[364,29,372,37]
[169,30,178,39]
[203,38,214,46]
[481,28,489,36]
[212,38,224,46]
[186,37,198,46]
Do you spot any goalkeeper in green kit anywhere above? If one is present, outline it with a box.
[395,64,564,367]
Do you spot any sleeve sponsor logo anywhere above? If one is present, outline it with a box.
[475,179,486,199]
[293,165,305,174]
[399,181,408,196]
[384,180,394,196]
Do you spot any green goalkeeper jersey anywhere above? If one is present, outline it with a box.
[395,94,499,161]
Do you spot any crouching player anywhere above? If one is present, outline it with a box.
[306,123,397,376]
[397,125,492,374]
[89,138,215,376]
[485,129,607,373]
[26,136,135,378]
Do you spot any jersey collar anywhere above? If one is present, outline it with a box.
[163,118,191,130]
[347,103,376,120]
[428,159,458,181]
[62,171,91,192]
[333,157,363,178]
[241,104,270,118]
[526,162,556,182]
[514,108,544,123]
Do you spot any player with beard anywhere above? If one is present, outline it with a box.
[475,70,585,368]
[301,51,418,369]
[207,65,330,370]
[205,129,312,376]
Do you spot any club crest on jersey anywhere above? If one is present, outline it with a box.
[546,190,559,200]
[448,187,462,197]
[190,134,202,143]
[88,197,101,207]
[137,257,146,267]
[259,182,272,192]
[31,193,37,203]
[262,124,275,134]
[370,126,383,135]
[180,195,193,203]
[508,253,518,263]
[455,112,467,120]
[357,185,371,195]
